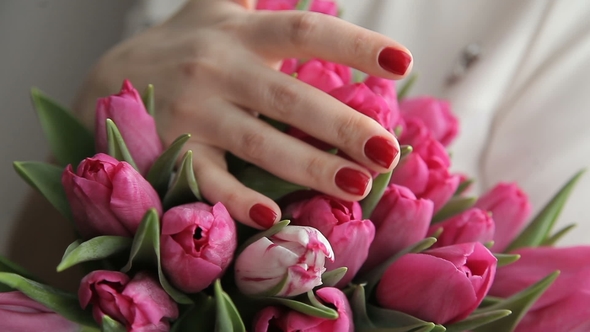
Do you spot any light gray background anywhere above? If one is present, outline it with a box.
[0,1,132,254]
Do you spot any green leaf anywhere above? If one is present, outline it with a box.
[106,119,138,171]
[171,295,216,332]
[494,253,521,267]
[473,271,559,332]
[321,267,348,287]
[431,196,477,223]
[506,170,585,252]
[295,0,311,10]
[162,150,202,209]
[306,289,340,318]
[0,256,38,292]
[359,237,437,296]
[13,161,72,221]
[121,209,193,304]
[270,296,339,319]
[542,223,577,246]
[101,315,126,332]
[57,236,132,272]
[367,304,442,331]
[30,88,95,167]
[239,166,307,200]
[147,133,191,197]
[142,84,155,117]
[397,73,419,100]
[350,284,375,329]
[0,272,96,327]
[454,178,474,196]
[445,310,511,332]
[361,171,393,219]
[214,280,246,332]
[399,145,413,159]
[260,115,289,132]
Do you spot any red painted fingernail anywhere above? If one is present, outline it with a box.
[378,47,412,75]
[335,167,371,196]
[249,204,277,229]
[364,136,398,168]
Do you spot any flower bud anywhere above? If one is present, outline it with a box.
[377,242,497,324]
[95,80,163,175]
[62,153,162,238]
[428,208,495,248]
[285,194,374,287]
[160,202,237,293]
[235,225,334,297]
[79,271,178,331]
[400,97,459,146]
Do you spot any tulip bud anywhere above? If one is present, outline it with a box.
[428,208,495,248]
[253,287,353,332]
[400,97,459,146]
[256,0,339,16]
[330,83,393,131]
[79,271,178,331]
[95,80,163,175]
[235,225,334,297]
[285,194,375,287]
[295,59,351,93]
[376,242,497,324]
[475,183,532,252]
[361,184,433,273]
[160,202,237,293]
[364,75,401,128]
[490,246,590,332]
[0,291,79,331]
[62,153,162,238]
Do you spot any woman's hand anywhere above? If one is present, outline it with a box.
[73,0,412,229]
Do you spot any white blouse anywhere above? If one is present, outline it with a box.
[128,0,590,245]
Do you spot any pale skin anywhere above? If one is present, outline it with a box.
[72,0,413,228]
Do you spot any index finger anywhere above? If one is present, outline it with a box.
[242,11,413,78]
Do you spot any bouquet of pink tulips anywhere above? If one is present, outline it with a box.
[1,1,589,331]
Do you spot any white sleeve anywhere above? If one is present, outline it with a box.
[475,0,590,245]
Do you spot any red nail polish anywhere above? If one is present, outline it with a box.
[378,47,412,75]
[364,136,398,168]
[249,204,277,229]
[335,167,371,196]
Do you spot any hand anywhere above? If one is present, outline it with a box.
[73,0,413,229]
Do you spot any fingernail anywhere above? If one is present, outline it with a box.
[364,136,398,168]
[249,203,277,229]
[335,167,371,196]
[378,47,412,75]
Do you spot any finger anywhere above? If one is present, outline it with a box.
[244,11,413,78]
[225,62,401,173]
[189,143,281,229]
[210,101,374,202]
[225,0,256,10]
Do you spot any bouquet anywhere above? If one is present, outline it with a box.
[1,1,588,331]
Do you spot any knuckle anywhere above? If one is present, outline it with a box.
[266,82,299,119]
[304,155,327,184]
[288,12,320,46]
[239,131,267,163]
[334,115,362,147]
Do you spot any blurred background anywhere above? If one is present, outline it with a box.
[0,1,132,255]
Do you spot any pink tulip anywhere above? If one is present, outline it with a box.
[160,202,237,293]
[377,242,497,324]
[62,153,163,238]
[253,287,353,332]
[428,208,495,248]
[475,183,532,252]
[256,0,338,16]
[399,118,451,167]
[95,80,163,175]
[400,97,459,146]
[364,76,401,128]
[235,225,334,297]
[285,194,375,287]
[79,271,178,331]
[330,83,393,132]
[0,291,79,332]
[295,59,351,93]
[490,246,590,332]
[361,184,433,273]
